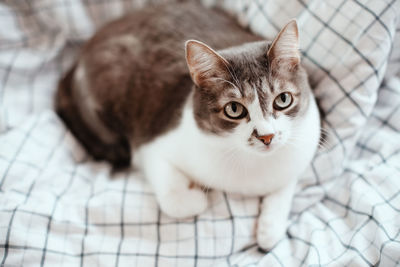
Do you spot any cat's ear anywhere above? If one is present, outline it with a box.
[185,40,229,87]
[267,20,300,70]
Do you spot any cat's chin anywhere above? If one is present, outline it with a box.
[247,144,279,156]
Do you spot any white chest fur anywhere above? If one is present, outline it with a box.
[134,94,320,196]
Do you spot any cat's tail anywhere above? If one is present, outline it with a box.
[55,65,131,169]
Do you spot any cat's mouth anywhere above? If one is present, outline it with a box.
[257,142,274,151]
[247,136,277,154]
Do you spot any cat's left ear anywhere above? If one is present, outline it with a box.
[267,20,300,70]
[185,40,229,88]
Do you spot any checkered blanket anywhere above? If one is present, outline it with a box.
[1,0,399,266]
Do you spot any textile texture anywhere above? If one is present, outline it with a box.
[0,0,399,266]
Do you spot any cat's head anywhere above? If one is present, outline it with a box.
[185,20,312,155]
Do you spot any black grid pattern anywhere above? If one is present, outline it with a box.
[1,0,400,266]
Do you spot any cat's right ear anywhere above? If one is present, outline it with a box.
[185,40,229,88]
[267,20,300,71]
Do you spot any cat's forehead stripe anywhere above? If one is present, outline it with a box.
[246,89,266,124]
[257,89,269,116]
[226,89,241,98]
[260,77,271,93]
[241,80,256,102]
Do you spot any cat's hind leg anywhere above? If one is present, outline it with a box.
[139,150,208,219]
[56,65,131,168]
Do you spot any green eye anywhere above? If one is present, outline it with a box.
[274,92,293,110]
[224,102,247,119]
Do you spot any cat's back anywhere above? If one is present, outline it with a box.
[85,2,260,53]
[81,3,261,88]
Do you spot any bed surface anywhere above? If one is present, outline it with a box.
[1,0,399,266]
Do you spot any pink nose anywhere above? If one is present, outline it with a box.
[257,134,274,145]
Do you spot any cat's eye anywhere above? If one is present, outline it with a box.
[273,92,293,110]
[224,102,247,119]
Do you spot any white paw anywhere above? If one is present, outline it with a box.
[158,187,208,219]
[257,214,287,251]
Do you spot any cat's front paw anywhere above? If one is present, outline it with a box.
[158,187,208,219]
[257,214,287,251]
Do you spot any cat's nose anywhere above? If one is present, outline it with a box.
[257,134,274,146]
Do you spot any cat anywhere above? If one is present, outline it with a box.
[56,2,320,250]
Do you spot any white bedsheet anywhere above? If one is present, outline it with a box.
[0,0,399,266]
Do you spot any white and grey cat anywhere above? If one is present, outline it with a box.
[56,2,320,250]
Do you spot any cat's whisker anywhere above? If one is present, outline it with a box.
[201,184,211,196]
[287,126,332,150]
[318,137,333,150]
[224,147,247,174]
[220,146,238,165]
[220,146,238,157]
[221,59,241,88]
[285,140,306,150]
[285,136,312,150]
[287,134,332,150]
[288,133,329,150]
[229,149,242,169]
[287,136,307,145]
[231,69,241,88]
[210,77,240,91]
[320,127,330,134]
